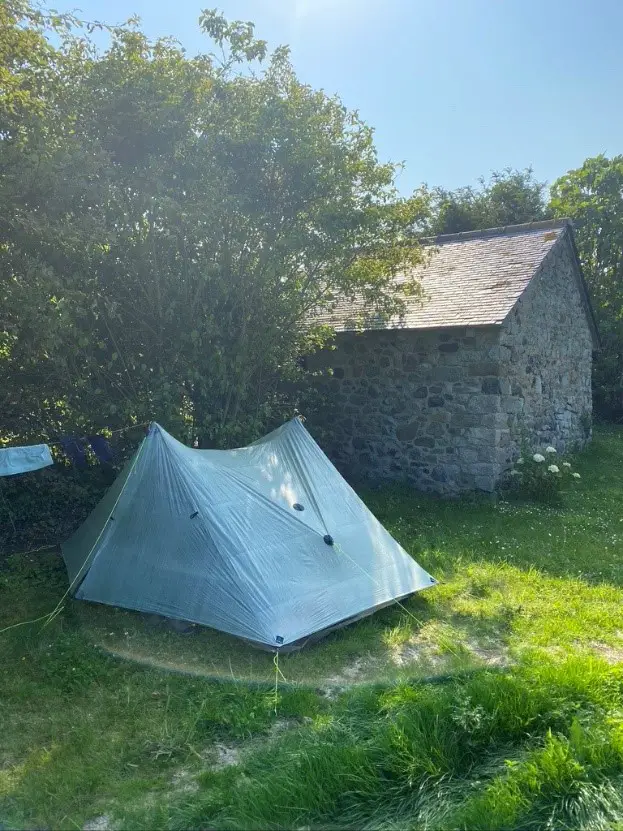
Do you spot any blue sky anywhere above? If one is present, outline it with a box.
[53,0,623,194]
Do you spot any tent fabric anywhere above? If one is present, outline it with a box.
[62,419,436,649]
[0,443,53,476]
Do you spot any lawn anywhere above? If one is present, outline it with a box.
[1,425,623,830]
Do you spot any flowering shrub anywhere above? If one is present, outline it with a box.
[504,443,581,504]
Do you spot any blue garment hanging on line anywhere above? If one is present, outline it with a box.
[59,437,88,469]
[87,435,113,465]
[0,444,53,477]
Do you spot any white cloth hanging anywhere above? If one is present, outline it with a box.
[0,444,53,476]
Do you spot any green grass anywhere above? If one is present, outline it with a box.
[1,425,623,830]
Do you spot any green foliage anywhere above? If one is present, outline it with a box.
[550,155,623,421]
[0,466,111,554]
[0,0,425,448]
[419,168,549,236]
[504,444,581,504]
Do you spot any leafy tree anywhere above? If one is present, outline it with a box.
[420,168,549,236]
[0,4,426,446]
[550,156,623,420]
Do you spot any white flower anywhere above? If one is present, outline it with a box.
[572,472,581,479]
[533,453,545,463]
[545,446,557,454]
[510,469,521,476]
[562,462,571,469]
[516,458,524,465]
[547,464,559,473]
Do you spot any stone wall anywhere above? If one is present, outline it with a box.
[499,234,594,452]
[308,326,506,494]
[308,235,594,495]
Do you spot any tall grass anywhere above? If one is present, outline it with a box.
[140,656,623,830]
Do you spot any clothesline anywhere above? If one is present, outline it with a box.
[46,421,151,447]
[0,421,152,476]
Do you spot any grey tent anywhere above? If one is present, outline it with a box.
[62,419,436,650]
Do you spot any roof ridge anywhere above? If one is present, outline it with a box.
[424,218,571,245]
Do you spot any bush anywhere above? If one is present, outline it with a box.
[0,465,113,557]
[503,445,581,504]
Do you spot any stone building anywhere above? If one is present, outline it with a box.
[309,220,599,494]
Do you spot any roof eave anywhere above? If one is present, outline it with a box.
[564,225,601,349]
[421,217,571,246]
[330,321,504,335]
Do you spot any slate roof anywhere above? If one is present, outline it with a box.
[315,219,579,332]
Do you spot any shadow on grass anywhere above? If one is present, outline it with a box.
[2,548,494,689]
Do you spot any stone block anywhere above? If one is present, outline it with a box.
[427,395,444,407]
[449,412,480,428]
[477,446,508,464]
[439,342,459,353]
[468,395,501,414]
[475,475,496,492]
[403,354,420,371]
[496,429,512,447]
[482,377,502,395]
[434,464,460,482]
[434,365,465,382]
[453,381,482,394]
[498,378,512,395]
[457,447,479,463]
[349,394,368,408]
[466,427,496,443]
[396,421,420,441]
[413,437,436,448]
[468,362,500,377]
[479,412,511,428]
[501,396,524,414]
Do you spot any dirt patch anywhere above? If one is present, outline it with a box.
[467,641,509,667]
[171,768,199,794]
[588,641,623,664]
[321,657,372,696]
[389,641,444,668]
[211,743,241,770]
[389,634,509,672]
[269,718,297,736]
[83,817,112,831]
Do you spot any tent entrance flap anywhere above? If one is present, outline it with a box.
[62,419,436,649]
